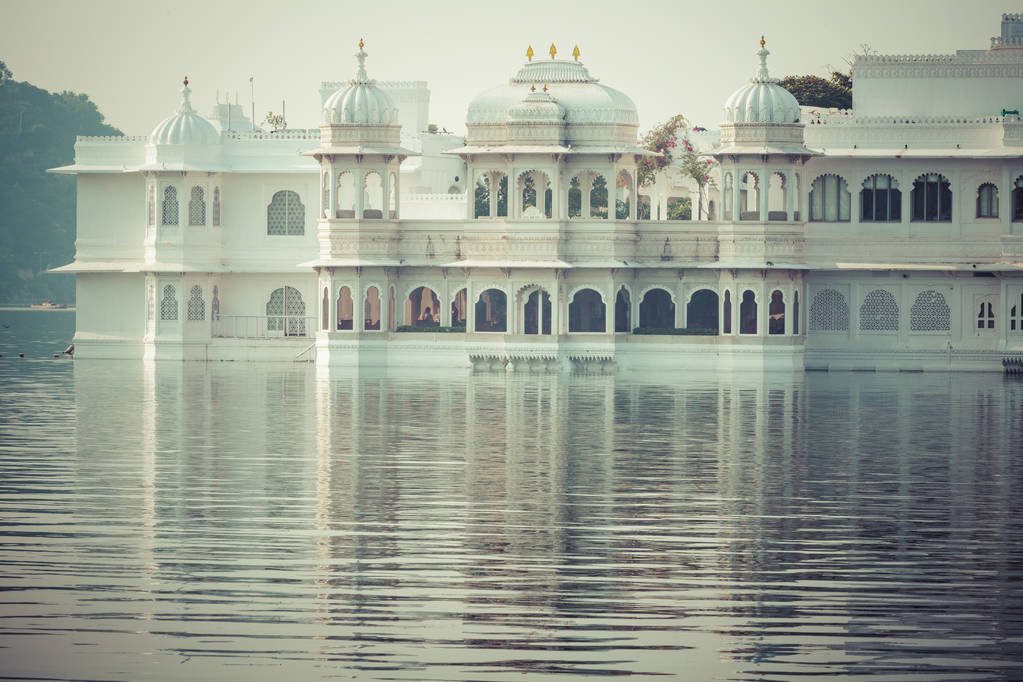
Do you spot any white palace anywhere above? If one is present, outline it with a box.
[53,15,1023,372]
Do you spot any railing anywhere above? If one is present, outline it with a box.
[213,315,316,339]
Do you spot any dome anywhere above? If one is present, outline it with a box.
[508,88,566,123]
[466,56,638,128]
[723,42,801,124]
[150,79,220,145]
[323,43,397,125]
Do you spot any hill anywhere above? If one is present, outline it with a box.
[0,61,121,304]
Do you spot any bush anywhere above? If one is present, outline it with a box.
[395,325,466,333]
[631,327,717,336]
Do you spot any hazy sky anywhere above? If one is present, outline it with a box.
[0,0,1015,136]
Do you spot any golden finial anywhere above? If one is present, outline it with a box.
[183,76,189,87]
[530,82,536,92]
[526,45,534,62]
[572,45,580,61]
[549,43,557,59]
[760,35,765,48]
[359,38,365,49]
[542,83,548,93]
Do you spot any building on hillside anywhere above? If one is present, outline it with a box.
[52,16,1023,372]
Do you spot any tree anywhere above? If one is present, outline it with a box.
[637,114,717,219]
[263,111,286,131]
[637,114,686,187]
[0,64,121,302]
[777,72,852,109]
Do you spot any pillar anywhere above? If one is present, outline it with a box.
[760,169,770,221]
[784,170,795,221]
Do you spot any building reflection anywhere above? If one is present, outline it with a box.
[72,360,1022,675]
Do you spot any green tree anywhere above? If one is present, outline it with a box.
[0,62,121,303]
[777,72,852,109]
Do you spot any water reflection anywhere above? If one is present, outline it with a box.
[0,359,1020,679]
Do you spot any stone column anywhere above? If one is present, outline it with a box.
[732,170,743,222]
[380,166,390,221]
[441,274,451,327]
[353,270,363,332]
[551,275,561,336]
[354,168,365,219]
[465,274,475,333]
[784,170,795,221]
[489,172,499,218]
[760,169,770,221]
[392,163,401,220]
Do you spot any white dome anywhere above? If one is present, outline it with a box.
[508,88,566,123]
[150,80,220,145]
[723,45,800,124]
[323,44,397,126]
[467,58,638,127]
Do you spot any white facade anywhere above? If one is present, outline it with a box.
[52,21,1023,372]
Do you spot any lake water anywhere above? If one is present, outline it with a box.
[1,309,1021,680]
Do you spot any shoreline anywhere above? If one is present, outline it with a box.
[0,306,76,311]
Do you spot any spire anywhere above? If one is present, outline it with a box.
[572,44,580,61]
[754,36,772,82]
[355,38,369,82]
[549,43,557,59]
[526,45,534,62]
[178,76,195,114]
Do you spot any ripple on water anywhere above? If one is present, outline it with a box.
[0,349,1021,680]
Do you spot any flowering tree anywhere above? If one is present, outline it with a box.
[638,114,718,219]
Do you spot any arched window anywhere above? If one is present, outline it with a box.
[1010,292,1023,332]
[686,289,719,333]
[336,172,355,218]
[976,296,996,332]
[911,173,952,222]
[321,286,329,330]
[267,190,304,235]
[212,187,221,226]
[723,291,732,334]
[615,171,633,220]
[336,286,354,330]
[809,174,850,222]
[769,290,785,334]
[639,288,674,328]
[451,288,467,327]
[523,289,551,335]
[861,174,901,222]
[568,177,583,218]
[475,289,507,332]
[590,175,609,219]
[739,290,757,334]
[860,289,899,331]
[363,172,382,219]
[977,183,998,218]
[569,289,605,332]
[1013,176,1023,222]
[364,287,381,330]
[407,286,440,327]
[186,285,205,321]
[740,172,759,220]
[910,290,950,331]
[188,186,206,226]
[614,286,630,332]
[266,286,306,336]
[809,289,849,332]
[161,186,179,226]
[667,195,691,220]
[160,284,178,321]
[147,186,156,226]
[768,172,786,221]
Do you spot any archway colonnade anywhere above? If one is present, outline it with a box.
[318,157,402,220]
[316,272,804,337]
[470,164,642,221]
